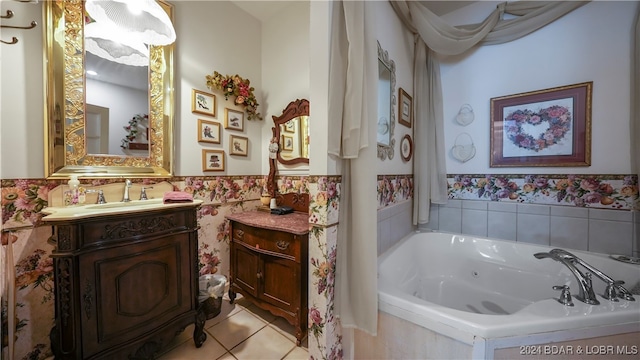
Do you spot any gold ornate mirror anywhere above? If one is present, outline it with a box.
[44,0,175,179]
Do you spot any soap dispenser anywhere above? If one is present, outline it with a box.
[67,175,80,205]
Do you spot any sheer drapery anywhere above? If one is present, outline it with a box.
[413,41,448,224]
[390,1,589,225]
[328,1,378,335]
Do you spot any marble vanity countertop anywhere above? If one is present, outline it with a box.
[41,198,204,221]
[225,211,309,235]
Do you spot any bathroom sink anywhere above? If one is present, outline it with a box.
[42,198,202,221]
[85,198,164,210]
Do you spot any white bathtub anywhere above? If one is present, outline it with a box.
[377,231,640,344]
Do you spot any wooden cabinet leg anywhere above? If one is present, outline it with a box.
[229,289,236,304]
[193,305,207,348]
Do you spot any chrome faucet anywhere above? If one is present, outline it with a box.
[548,249,635,302]
[123,179,132,202]
[535,248,636,305]
[534,250,599,305]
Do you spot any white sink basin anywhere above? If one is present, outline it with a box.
[85,198,164,210]
[42,198,203,221]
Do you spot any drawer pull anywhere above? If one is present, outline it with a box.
[257,271,263,279]
[276,240,290,251]
[234,229,244,239]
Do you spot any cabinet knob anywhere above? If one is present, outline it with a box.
[256,271,263,279]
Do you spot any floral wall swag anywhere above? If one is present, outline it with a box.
[205,71,262,120]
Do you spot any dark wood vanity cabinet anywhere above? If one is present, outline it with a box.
[45,205,206,359]
[226,211,309,345]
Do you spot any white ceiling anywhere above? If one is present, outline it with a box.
[231,0,475,23]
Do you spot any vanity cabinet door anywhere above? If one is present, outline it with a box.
[232,244,260,298]
[260,255,298,313]
[77,233,193,357]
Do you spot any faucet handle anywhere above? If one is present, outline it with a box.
[604,282,621,302]
[86,189,107,204]
[553,285,574,306]
[140,186,153,200]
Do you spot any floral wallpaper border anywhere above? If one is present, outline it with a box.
[448,174,639,210]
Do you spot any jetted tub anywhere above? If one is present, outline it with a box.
[377,231,640,345]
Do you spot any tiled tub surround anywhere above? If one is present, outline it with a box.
[425,200,639,258]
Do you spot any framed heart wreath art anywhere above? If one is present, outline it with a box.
[490,82,592,167]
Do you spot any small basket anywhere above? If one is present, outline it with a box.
[201,296,222,319]
[198,274,226,319]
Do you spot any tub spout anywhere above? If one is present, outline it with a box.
[534,251,599,305]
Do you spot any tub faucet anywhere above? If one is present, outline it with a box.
[123,179,132,202]
[534,251,599,305]
[548,249,635,302]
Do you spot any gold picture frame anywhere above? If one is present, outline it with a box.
[398,87,412,128]
[229,135,249,156]
[224,108,244,131]
[197,119,220,144]
[192,89,216,117]
[202,149,225,171]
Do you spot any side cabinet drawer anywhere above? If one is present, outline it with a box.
[232,223,300,261]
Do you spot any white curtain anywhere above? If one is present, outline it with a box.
[328,2,378,335]
[390,1,589,224]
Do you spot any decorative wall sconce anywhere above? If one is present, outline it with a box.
[451,132,476,163]
[455,104,474,126]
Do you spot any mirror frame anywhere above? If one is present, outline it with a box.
[272,99,310,166]
[44,0,175,179]
[377,41,396,160]
[266,99,309,198]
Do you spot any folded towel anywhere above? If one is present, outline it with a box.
[163,191,194,203]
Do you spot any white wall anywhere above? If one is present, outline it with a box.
[439,1,638,175]
[0,0,44,179]
[173,1,264,176]
[261,1,311,175]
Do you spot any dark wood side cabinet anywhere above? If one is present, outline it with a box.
[44,204,206,359]
[225,211,309,345]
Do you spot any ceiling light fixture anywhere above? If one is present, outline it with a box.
[84,22,149,67]
[85,0,176,46]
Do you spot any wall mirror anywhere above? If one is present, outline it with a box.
[272,99,310,166]
[377,41,396,160]
[44,0,175,179]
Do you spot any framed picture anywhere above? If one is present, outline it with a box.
[202,149,225,171]
[192,89,216,117]
[283,120,295,133]
[224,108,244,131]
[398,87,412,128]
[490,82,592,167]
[229,135,248,156]
[400,134,413,162]
[282,135,294,151]
[197,119,220,144]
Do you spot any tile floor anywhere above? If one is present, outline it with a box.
[157,294,309,360]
